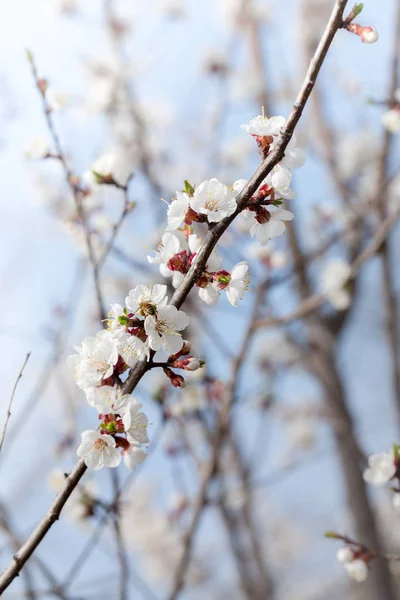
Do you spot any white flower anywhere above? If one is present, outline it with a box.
[190,178,237,223]
[77,430,121,470]
[241,115,286,137]
[83,149,131,187]
[393,493,400,512]
[107,303,126,331]
[267,165,295,199]
[124,443,147,470]
[147,233,186,288]
[279,135,306,170]
[382,109,400,133]
[198,285,220,305]
[337,547,354,564]
[125,284,168,316]
[117,331,150,365]
[166,191,190,231]
[232,179,248,197]
[46,88,70,111]
[188,235,222,305]
[25,136,50,159]
[321,259,351,310]
[68,331,119,389]
[363,450,396,486]
[361,26,378,44]
[148,232,182,266]
[225,262,249,307]
[345,559,369,582]
[86,386,131,415]
[122,401,149,445]
[145,305,190,354]
[250,208,294,246]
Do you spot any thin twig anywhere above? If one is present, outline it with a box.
[26,51,106,322]
[0,353,31,455]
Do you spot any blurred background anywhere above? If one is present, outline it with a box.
[0,0,400,598]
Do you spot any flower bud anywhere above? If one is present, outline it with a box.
[163,367,186,388]
[337,546,354,564]
[346,23,379,43]
[361,26,378,43]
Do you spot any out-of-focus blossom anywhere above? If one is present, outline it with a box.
[320,259,351,310]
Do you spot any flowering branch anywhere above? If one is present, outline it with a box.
[0,0,357,594]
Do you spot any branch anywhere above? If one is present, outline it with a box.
[0,353,31,454]
[0,1,348,593]
[26,51,106,322]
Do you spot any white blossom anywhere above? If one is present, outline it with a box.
[86,386,131,415]
[382,109,400,133]
[267,165,296,199]
[83,149,131,187]
[166,191,190,231]
[122,401,149,445]
[249,207,294,246]
[77,430,121,470]
[147,232,186,288]
[107,303,126,331]
[25,136,50,159]
[321,259,351,310]
[363,450,396,486]
[117,331,150,365]
[344,559,369,582]
[67,331,119,389]
[225,262,249,307]
[337,547,354,564]
[46,88,71,111]
[125,284,168,316]
[124,443,147,470]
[190,178,237,223]
[145,305,190,354]
[241,115,286,137]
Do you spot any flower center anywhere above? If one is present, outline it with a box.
[94,438,106,451]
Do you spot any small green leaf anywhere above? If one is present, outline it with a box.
[273,199,283,207]
[183,180,195,195]
[353,2,364,17]
[92,170,106,184]
[118,315,130,326]
[324,531,339,539]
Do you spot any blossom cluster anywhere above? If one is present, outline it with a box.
[363,447,400,510]
[336,545,370,582]
[68,111,306,470]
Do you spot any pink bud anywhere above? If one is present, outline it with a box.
[346,23,379,44]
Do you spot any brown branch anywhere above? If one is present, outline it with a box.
[0,2,348,593]
[0,353,31,455]
[95,173,135,270]
[110,470,128,600]
[375,0,400,426]
[0,459,87,593]
[0,502,69,600]
[26,51,106,322]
